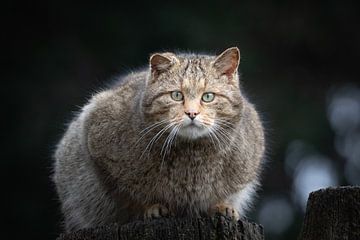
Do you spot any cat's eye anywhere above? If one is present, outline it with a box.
[170,91,184,101]
[202,92,215,102]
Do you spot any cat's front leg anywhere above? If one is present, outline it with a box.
[209,203,240,221]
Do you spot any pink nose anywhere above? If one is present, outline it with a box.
[185,110,199,120]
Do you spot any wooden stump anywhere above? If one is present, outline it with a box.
[57,215,264,240]
[299,186,360,240]
[57,186,360,239]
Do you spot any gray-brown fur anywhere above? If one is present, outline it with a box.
[53,47,265,232]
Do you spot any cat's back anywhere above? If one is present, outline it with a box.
[54,70,147,172]
[89,70,148,117]
[53,69,148,219]
[76,70,147,131]
[110,69,147,94]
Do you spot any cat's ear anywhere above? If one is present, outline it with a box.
[212,47,240,80]
[149,53,178,79]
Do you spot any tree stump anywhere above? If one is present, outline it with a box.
[57,215,264,240]
[57,186,360,239]
[299,186,360,240]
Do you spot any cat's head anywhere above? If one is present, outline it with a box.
[142,47,243,140]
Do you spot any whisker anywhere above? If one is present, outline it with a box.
[199,120,228,150]
[216,119,237,131]
[206,127,218,149]
[216,126,232,142]
[134,120,169,147]
[160,125,176,157]
[214,123,243,152]
[172,124,181,148]
[212,124,231,149]
[160,124,180,171]
[146,123,175,154]
[139,119,168,134]
[138,122,175,160]
[210,127,223,150]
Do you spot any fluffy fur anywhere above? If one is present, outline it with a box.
[53,47,265,232]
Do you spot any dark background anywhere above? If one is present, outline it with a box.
[4,1,360,239]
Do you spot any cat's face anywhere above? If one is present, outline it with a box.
[142,47,243,140]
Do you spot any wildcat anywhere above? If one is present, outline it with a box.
[53,47,265,232]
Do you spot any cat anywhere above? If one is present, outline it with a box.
[53,47,265,232]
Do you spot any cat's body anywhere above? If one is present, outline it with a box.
[53,48,265,232]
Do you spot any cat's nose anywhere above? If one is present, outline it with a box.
[185,110,199,120]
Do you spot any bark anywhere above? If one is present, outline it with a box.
[57,186,360,240]
[299,186,360,240]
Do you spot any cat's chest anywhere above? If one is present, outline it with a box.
[150,154,228,203]
[129,143,238,204]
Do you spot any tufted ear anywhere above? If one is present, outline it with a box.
[213,47,240,79]
[149,53,177,79]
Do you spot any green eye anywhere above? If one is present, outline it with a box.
[202,92,215,102]
[171,91,184,101]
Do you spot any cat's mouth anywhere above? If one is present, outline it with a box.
[178,120,209,139]
[188,120,202,127]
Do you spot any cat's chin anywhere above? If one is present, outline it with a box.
[177,125,209,140]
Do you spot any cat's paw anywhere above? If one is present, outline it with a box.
[209,203,240,221]
[144,204,169,219]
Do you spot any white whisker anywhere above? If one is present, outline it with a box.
[216,119,237,131]
[134,119,169,147]
[138,122,176,161]
[160,124,180,171]
[207,127,219,149]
